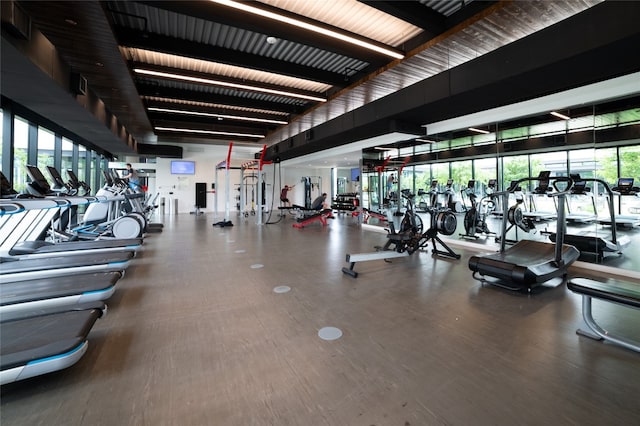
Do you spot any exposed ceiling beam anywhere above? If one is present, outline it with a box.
[130,63,326,103]
[359,1,445,35]
[114,26,348,87]
[140,1,392,66]
[136,83,302,115]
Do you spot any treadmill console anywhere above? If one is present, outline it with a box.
[467,180,476,189]
[614,177,638,195]
[569,173,589,194]
[535,171,552,193]
[47,166,67,190]
[487,179,497,189]
[430,180,438,189]
[446,179,453,188]
[25,165,52,194]
[1,171,19,197]
[67,169,80,187]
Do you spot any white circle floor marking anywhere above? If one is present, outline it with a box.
[250,264,264,269]
[318,327,343,341]
[235,249,246,254]
[273,286,291,293]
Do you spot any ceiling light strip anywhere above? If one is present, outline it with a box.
[468,127,490,134]
[210,0,404,60]
[141,96,290,117]
[550,111,571,120]
[148,107,288,125]
[155,126,264,138]
[134,69,326,102]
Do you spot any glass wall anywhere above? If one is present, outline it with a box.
[12,116,29,192]
[37,126,55,173]
[1,110,113,195]
[61,137,74,177]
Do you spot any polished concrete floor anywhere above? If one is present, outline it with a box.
[2,212,640,426]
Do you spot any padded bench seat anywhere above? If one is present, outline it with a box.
[567,277,640,353]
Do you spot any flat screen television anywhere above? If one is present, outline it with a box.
[350,167,360,182]
[171,160,196,175]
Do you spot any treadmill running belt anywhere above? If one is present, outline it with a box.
[1,271,122,306]
[0,251,134,274]
[1,303,104,384]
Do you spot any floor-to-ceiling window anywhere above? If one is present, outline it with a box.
[78,145,87,188]
[61,137,74,178]
[12,116,29,192]
[37,126,55,178]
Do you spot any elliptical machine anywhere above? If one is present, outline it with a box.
[461,180,495,239]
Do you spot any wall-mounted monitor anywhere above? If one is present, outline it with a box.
[350,167,360,182]
[171,160,196,175]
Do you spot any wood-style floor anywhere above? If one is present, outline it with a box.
[2,213,639,426]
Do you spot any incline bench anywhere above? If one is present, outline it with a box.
[567,277,640,353]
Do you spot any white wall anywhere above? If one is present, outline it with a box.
[139,144,331,215]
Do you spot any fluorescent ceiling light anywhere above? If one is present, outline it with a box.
[148,107,288,125]
[415,138,436,143]
[155,126,265,138]
[468,127,490,134]
[210,0,404,60]
[373,146,395,151]
[550,111,571,120]
[134,69,326,102]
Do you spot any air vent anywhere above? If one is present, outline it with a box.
[1,1,31,40]
[137,143,183,158]
[70,72,87,96]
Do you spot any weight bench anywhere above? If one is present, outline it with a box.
[292,209,334,228]
[567,277,640,353]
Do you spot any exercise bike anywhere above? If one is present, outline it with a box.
[380,189,423,253]
[461,180,496,239]
[383,189,460,259]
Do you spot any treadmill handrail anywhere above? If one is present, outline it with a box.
[498,175,574,253]
[579,177,618,245]
[0,202,25,215]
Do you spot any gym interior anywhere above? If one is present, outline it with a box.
[2,1,639,425]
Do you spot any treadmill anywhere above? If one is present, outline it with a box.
[549,175,630,261]
[522,171,558,222]
[0,251,134,274]
[1,271,122,315]
[66,169,91,196]
[1,302,105,385]
[597,177,640,228]
[1,198,142,259]
[469,172,580,291]
[565,176,597,223]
